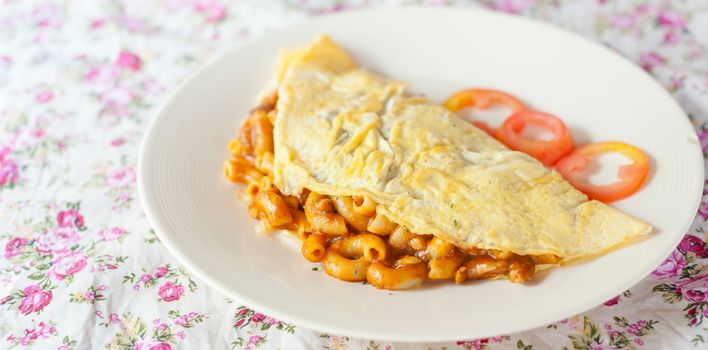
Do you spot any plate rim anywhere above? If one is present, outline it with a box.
[137,6,704,342]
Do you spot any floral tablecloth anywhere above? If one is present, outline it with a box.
[1,0,707,349]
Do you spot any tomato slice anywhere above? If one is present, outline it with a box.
[555,142,649,203]
[444,89,526,137]
[497,110,574,166]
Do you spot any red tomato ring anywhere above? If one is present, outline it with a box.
[555,141,650,203]
[444,89,526,137]
[497,110,575,166]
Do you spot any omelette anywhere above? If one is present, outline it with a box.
[271,35,652,263]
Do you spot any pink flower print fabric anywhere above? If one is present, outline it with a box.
[0,0,706,349]
[18,285,53,315]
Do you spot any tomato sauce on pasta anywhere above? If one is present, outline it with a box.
[223,93,558,290]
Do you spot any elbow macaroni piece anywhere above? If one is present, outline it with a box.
[322,248,369,281]
[235,121,254,156]
[507,256,535,283]
[223,158,263,184]
[388,226,414,251]
[302,234,327,262]
[331,196,370,232]
[339,233,387,261]
[304,192,348,236]
[428,255,463,280]
[425,237,457,260]
[454,256,535,284]
[310,194,334,211]
[366,257,428,290]
[255,190,293,227]
[454,256,509,284]
[532,254,561,265]
[367,212,397,235]
[250,111,274,155]
[352,195,377,216]
[322,234,387,282]
[307,213,348,236]
[245,180,260,199]
[408,234,431,251]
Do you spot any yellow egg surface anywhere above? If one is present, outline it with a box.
[272,35,652,262]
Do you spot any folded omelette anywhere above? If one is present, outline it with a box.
[272,35,652,262]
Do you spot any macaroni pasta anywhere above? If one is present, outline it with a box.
[224,93,547,290]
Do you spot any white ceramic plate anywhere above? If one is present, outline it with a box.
[138,7,703,342]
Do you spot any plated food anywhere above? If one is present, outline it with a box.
[139,8,702,339]
[223,35,653,290]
